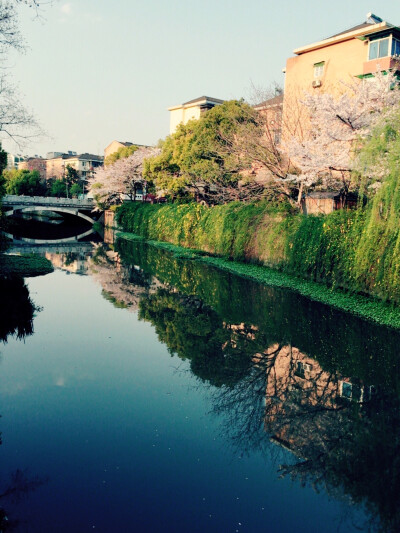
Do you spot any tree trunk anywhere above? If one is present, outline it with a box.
[296,181,304,207]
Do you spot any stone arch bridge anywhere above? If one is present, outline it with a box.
[2,195,98,224]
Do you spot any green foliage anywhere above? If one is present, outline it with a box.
[143,100,256,199]
[0,254,53,277]
[3,169,45,196]
[117,232,400,328]
[116,194,400,307]
[139,288,252,387]
[70,182,83,197]
[49,179,67,197]
[354,109,400,195]
[116,237,400,378]
[0,144,7,177]
[65,164,80,186]
[0,276,35,342]
[0,172,6,199]
[116,200,294,264]
[104,145,139,166]
[347,108,400,301]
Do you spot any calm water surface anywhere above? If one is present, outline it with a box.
[1,233,399,532]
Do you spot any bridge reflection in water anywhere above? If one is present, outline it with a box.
[4,227,97,246]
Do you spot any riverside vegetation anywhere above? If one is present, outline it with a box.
[115,172,400,325]
[111,99,400,322]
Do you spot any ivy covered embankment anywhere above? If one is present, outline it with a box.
[115,192,400,306]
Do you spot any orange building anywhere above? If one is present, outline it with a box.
[282,12,400,144]
[284,13,399,99]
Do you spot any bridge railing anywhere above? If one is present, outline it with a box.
[2,195,95,209]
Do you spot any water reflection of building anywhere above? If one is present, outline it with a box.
[263,343,375,453]
[45,252,89,275]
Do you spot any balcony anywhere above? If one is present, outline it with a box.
[363,56,400,76]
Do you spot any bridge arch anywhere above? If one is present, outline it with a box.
[3,227,96,245]
[5,206,96,225]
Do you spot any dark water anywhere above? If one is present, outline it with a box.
[6,213,94,241]
[1,232,400,532]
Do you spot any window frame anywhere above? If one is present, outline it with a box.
[313,61,325,78]
[392,37,400,57]
[368,35,392,60]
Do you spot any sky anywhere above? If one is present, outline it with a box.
[4,0,400,158]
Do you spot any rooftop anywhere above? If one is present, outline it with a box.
[75,153,104,161]
[293,13,395,56]
[253,93,284,110]
[182,96,224,106]
[168,96,225,111]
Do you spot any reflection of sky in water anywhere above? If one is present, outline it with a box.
[0,266,371,532]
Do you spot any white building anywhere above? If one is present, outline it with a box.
[168,96,224,134]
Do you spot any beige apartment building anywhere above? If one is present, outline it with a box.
[63,153,103,179]
[168,96,224,134]
[46,153,103,181]
[104,141,135,160]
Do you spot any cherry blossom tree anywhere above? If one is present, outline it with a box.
[286,69,400,202]
[88,146,161,209]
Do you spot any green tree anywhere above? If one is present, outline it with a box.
[64,164,80,197]
[70,182,83,197]
[0,145,7,178]
[0,173,5,199]
[3,169,45,196]
[104,145,139,166]
[49,178,67,197]
[143,100,263,203]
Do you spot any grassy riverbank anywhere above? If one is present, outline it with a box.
[0,254,54,277]
[115,190,400,306]
[117,232,400,329]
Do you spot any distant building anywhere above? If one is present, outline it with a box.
[253,92,284,145]
[63,153,104,179]
[46,153,103,181]
[104,140,149,161]
[18,157,47,179]
[104,141,134,160]
[7,153,25,170]
[46,151,76,159]
[46,154,72,180]
[168,96,224,134]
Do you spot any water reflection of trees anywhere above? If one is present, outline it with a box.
[114,238,400,532]
[0,277,35,343]
[88,244,161,310]
[0,469,47,531]
[0,278,47,529]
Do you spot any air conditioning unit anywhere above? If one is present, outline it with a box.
[312,79,322,88]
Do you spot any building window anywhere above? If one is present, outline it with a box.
[313,61,324,78]
[339,381,375,402]
[295,361,313,379]
[392,37,400,57]
[369,37,390,60]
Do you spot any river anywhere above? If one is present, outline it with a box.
[1,228,399,532]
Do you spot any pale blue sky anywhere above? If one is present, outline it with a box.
[5,0,400,157]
